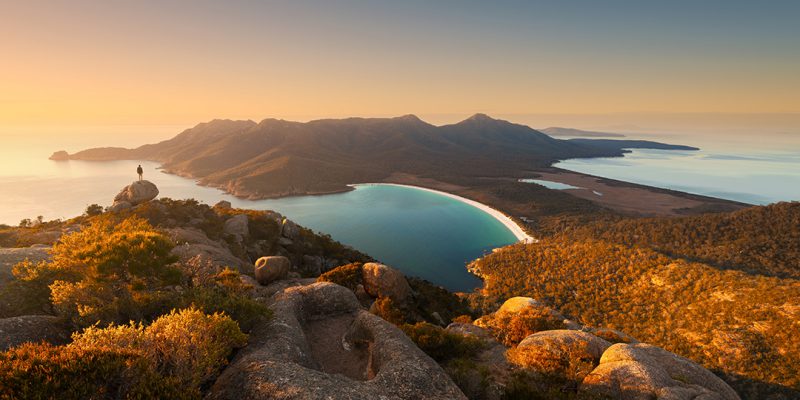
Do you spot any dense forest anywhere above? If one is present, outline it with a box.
[469,202,800,399]
[563,202,800,278]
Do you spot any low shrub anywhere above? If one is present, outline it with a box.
[180,268,270,331]
[0,342,188,400]
[401,322,484,363]
[480,307,566,347]
[371,297,408,326]
[69,307,247,396]
[317,262,364,291]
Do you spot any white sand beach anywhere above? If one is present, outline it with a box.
[350,183,534,243]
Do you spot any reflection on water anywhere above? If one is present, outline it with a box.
[556,133,800,205]
[519,179,582,190]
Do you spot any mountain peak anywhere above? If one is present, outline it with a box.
[395,114,422,121]
[465,113,495,122]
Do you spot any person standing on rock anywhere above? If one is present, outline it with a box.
[137,165,143,182]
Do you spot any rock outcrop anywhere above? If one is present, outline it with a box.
[111,180,159,211]
[213,200,232,209]
[496,296,545,314]
[48,150,69,161]
[281,218,300,240]
[0,245,51,285]
[509,330,612,379]
[167,227,248,272]
[0,315,70,351]
[254,256,290,285]
[222,214,249,240]
[208,282,466,399]
[361,262,412,303]
[301,254,323,276]
[581,343,740,400]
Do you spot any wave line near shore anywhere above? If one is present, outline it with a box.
[349,183,534,244]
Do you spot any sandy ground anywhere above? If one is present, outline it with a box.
[349,183,534,243]
[533,170,715,216]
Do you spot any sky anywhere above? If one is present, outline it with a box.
[1,0,799,132]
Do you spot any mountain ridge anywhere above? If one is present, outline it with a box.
[63,114,695,200]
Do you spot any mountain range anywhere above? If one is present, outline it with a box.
[62,114,695,199]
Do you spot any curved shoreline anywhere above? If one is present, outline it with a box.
[349,183,534,244]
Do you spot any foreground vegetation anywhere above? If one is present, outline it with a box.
[1,308,246,399]
[469,202,800,399]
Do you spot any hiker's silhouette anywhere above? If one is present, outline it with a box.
[137,165,143,181]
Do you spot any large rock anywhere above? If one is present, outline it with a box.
[49,150,69,161]
[223,214,249,240]
[281,218,300,239]
[496,296,545,314]
[581,343,740,400]
[361,263,412,303]
[214,200,232,209]
[208,282,466,399]
[165,227,220,247]
[0,246,51,285]
[508,330,612,379]
[172,243,247,270]
[0,315,70,351]
[302,254,323,276]
[112,180,159,208]
[254,256,290,285]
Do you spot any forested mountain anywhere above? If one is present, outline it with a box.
[64,114,692,199]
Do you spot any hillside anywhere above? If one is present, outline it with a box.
[63,114,693,200]
[468,202,800,399]
[563,202,800,278]
[0,184,744,399]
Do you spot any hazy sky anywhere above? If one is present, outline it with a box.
[2,0,799,127]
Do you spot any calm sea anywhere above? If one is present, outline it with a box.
[555,131,800,205]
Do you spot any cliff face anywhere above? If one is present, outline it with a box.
[65,115,685,199]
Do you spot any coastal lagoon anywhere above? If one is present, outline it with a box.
[0,152,518,291]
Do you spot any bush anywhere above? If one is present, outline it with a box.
[84,204,104,216]
[480,307,567,347]
[444,358,495,400]
[317,262,364,291]
[180,268,271,331]
[39,215,181,327]
[70,308,248,394]
[401,322,484,363]
[0,343,187,399]
[371,297,408,326]
[0,308,246,399]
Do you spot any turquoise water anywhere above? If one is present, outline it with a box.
[0,150,517,290]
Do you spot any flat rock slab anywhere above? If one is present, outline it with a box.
[208,282,466,400]
[0,246,50,285]
[0,315,70,351]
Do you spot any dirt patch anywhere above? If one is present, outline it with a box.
[531,170,731,217]
[304,314,373,381]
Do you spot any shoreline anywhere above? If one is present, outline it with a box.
[348,183,534,244]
